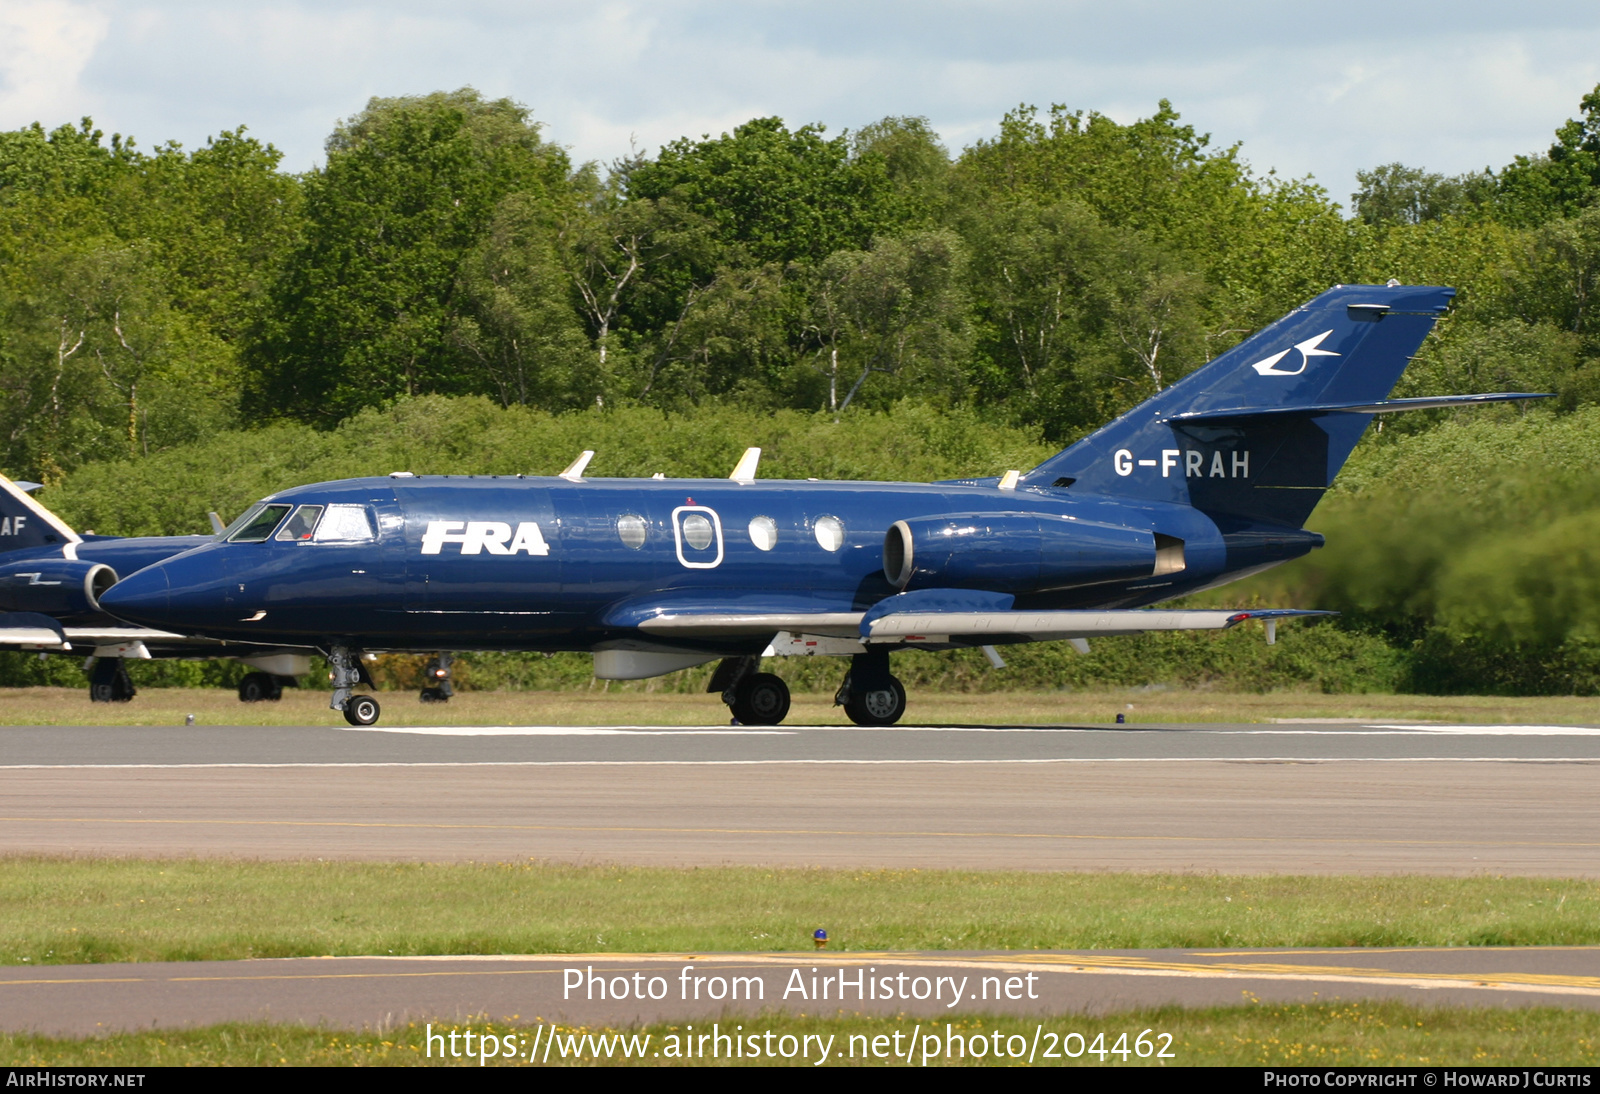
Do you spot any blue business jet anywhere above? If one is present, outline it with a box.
[0,476,316,702]
[97,284,1543,727]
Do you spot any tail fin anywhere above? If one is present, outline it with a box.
[1020,284,1456,527]
[0,474,80,554]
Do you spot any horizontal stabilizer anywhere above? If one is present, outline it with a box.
[1166,392,1550,424]
[862,608,1333,645]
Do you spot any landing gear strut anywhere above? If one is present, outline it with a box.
[87,657,135,703]
[419,653,454,703]
[836,650,906,726]
[328,646,381,726]
[709,656,791,725]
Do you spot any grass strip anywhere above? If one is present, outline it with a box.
[5,1003,1599,1066]
[5,858,1600,964]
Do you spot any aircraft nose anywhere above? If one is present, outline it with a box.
[98,563,171,626]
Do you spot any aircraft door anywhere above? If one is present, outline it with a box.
[671,505,723,569]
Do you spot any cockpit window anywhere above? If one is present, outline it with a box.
[314,504,375,543]
[228,504,292,543]
[274,505,324,541]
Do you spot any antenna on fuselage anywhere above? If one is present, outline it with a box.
[207,511,226,535]
[559,450,594,482]
[729,447,761,484]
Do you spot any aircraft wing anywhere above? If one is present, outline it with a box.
[634,606,1330,646]
[635,612,863,638]
[0,612,222,652]
[862,607,1331,644]
[0,612,70,648]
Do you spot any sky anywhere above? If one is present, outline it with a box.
[2,0,1599,209]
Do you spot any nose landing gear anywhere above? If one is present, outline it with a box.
[328,646,381,726]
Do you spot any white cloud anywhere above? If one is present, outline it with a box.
[0,0,109,133]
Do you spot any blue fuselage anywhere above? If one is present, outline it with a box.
[98,475,1321,654]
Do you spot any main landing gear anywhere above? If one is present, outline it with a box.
[328,646,381,726]
[237,672,297,702]
[419,653,454,703]
[835,650,907,727]
[87,657,136,703]
[708,649,909,727]
[709,656,792,726]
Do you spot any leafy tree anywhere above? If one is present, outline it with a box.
[624,117,901,270]
[1496,82,1600,226]
[1351,163,1496,226]
[802,230,971,415]
[851,116,951,223]
[247,89,573,423]
[454,194,596,409]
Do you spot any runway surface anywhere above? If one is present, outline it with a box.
[2,720,1599,871]
[8,948,1600,1036]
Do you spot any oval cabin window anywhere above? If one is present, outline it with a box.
[682,513,715,550]
[617,514,647,550]
[813,515,844,552]
[748,515,777,551]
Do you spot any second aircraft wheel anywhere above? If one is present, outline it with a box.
[237,672,282,703]
[419,686,449,703]
[844,675,906,726]
[730,672,791,725]
[343,695,382,726]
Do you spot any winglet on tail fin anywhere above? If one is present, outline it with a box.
[1020,284,1477,527]
[0,474,79,553]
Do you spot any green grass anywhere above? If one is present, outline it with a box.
[6,1003,1599,1066]
[6,858,1600,965]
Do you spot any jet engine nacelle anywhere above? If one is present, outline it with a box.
[883,512,1181,593]
[0,560,117,616]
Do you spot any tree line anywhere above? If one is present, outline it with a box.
[5,86,1600,485]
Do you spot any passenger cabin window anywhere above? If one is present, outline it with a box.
[748,515,777,551]
[813,515,845,552]
[274,505,324,541]
[616,514,647,550]
[314,504,376,543]
[229,504,292,543]
[681,513,715,550]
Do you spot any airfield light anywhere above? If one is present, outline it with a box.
[813,929,828,949]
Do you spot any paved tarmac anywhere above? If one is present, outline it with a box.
[8,948,1600,1036]
[2,721,1598,872]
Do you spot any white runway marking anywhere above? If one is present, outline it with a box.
[2,757,1597,770]
[339,725,794,737]
[1368,724,1600,735]
[340,724,1600,737]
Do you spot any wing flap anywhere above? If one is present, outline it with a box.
[636,612,863,638]
[864,608,1331,643]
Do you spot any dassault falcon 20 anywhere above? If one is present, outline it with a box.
[98,284,1543,727]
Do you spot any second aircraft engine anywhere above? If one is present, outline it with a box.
[0,560,118,617]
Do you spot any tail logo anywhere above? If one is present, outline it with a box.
[1250,330,1339,377]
